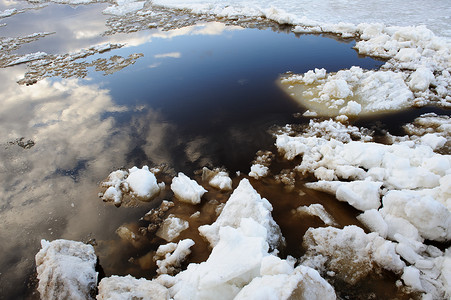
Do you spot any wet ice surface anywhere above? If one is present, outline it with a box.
[0,1,449,299]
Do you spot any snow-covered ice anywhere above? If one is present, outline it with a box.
[154,239,195,275]
[101,166,164,205]
[198,178,283,250]
[202,167,233,191]
[82,179,335,299]
[171,172,207,204]
[156,214,189,242]
[275,118,451,298]
[279,67,415,117]
[35,239,98,300]
[249,163,269,179]
[302,225,405,284]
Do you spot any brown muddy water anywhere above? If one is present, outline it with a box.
[0,2,441,299]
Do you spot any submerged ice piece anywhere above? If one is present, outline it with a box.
[35,239,98,300]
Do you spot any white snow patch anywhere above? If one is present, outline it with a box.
[208,171,233,191]
[306,180,382,211]
[101,166,163,205]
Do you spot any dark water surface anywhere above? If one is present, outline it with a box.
[0,3,418,299]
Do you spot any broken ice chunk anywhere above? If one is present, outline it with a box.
[156,215,189,242]
[171,172,207,204]
[35,239,98,300]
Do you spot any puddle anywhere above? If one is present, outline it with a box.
[0,4,442,299]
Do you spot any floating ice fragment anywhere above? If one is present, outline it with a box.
[249,163,269,179]
[156,214,189,242]
[171,172,207,204]
[198,179,283,250]
[126,166,161,200]
[154,239,195,275]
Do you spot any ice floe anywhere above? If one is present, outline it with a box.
[35,239,98,300]
[154,239,195,275]
[101,166,164,205]
[275,118,451,298]
[156,214,189,242]
[171,172,207,204]
[198,178,284,250]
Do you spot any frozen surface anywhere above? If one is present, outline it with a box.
[151,0,451,38]
[149,0,451,113]
[103,0,146,16]
[171,172,207,204]
[97,275,169,300]
[35,239,98,300]
[7,52,48,66]
[198,178,283,250]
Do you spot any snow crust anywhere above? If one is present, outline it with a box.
[7,52,48,66]
[35,239,98,300]
[198,178,283,250]
[171,172,207,204]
